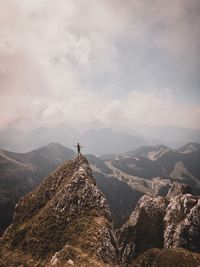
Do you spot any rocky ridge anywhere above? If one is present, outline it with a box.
[118,182,200,265]
[0,155,200,267]
[0,156,118,266]
[0,143,75,235]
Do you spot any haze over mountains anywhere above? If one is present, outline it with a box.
[0,121,200,154]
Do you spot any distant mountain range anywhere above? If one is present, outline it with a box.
[0,122,200,154]
[88,143,200,226]
[97,143,200,193]
[0,125,79,153]
[77,120,200,149]
[80,128,147,154]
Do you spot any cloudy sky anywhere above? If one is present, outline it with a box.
[0,0,200,130]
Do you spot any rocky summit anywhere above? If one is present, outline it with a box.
[0,156,118,267]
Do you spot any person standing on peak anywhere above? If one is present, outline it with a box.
[74,142,83,157]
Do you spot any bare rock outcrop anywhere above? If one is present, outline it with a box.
[167,182,192,199]
[119,182,200,265]
[164,194,200,252]
[118,195,169,264]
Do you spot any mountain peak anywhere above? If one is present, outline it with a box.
[178,142,200,154]
[0,156,118,266]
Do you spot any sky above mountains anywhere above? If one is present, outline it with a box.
[0,0,200,130]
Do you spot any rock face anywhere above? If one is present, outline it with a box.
[118,182,200,265]
[118,195,169,264]
[0,156,118,267]
[164,194,200,252]
[167,182,192,198]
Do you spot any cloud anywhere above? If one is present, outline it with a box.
[1,87,199,131]
[102,90,200,129]
[0,0,199,130]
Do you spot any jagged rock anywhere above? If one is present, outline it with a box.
[131,247,200,267]
[0,156,118,267]
[167,182,192,199]
[153,178,171,197]
[164,194,200,252]
[118,195,169,264]
[119,182,200,265]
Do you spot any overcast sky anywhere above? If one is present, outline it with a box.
[0,0,200,130]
